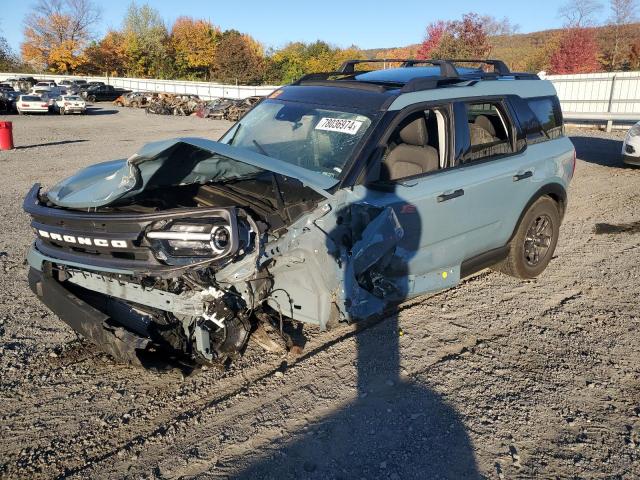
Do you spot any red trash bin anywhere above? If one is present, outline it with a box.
[0,121,14,150]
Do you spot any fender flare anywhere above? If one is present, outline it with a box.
[508,183,567,243]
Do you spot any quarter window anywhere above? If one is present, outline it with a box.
[527,97,563,139]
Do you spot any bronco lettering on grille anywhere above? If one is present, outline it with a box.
[37,230,128,248]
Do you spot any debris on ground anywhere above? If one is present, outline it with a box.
[195,96,262,121]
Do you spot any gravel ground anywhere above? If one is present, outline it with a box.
[0,108,639,479]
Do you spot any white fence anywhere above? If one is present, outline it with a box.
[543,71,640,116]
[2,71,640,118]
[0,72,278,100]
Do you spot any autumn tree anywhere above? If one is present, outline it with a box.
[211,30,264,84]
[21,0,100,72]
[82,30,128,75]
[603,0,638,70]
[629,38,640,69]
[549,28,601,73]
[0,32,18,71]
[416,21,447,59]
[170,17,219,79]
[417,13,491,60]
[122,2,171,78]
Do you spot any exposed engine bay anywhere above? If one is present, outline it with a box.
[24,139,410,366]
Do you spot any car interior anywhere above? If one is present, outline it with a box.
[379,103,513,181]
[381,109,448,181]
[465,103,513,161]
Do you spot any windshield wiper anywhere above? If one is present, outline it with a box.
[252,139,270,157]
[228,123,241,145]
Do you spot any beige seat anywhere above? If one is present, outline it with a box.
[384,117,439,180]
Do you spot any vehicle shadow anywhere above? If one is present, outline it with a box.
[86,107,119,115]
[570,136,626,168]
[14,139,88,149]
[232,171,479,478]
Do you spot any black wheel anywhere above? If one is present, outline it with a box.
[87,95,96,103]
[495,196,560,279]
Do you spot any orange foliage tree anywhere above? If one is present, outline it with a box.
[21,0,100,73]
[170,17,219,79]
[82,30,128,76]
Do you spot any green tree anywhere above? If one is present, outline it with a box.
[122,2,171,78]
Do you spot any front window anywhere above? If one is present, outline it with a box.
[221,99,374,179]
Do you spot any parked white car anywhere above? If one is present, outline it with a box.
[34,81,56,88]
[16,95,49,114]
[622,121,640,166]
[53,95,86,115]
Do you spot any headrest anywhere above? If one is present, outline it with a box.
[398,117,428,146]
[474,115,497,137]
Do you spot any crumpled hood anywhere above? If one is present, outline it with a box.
[47,137,335,208]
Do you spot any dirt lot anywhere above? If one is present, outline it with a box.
[0,107,639,479]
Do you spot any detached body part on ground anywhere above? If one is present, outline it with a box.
[23,60,576,367]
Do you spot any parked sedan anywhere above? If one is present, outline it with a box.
[52,95,86,115]
[16,95,49,114]
[622,121,640,166]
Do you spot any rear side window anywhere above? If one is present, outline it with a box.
[462,101,514,163]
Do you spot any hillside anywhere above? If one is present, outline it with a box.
[363,23,640,72]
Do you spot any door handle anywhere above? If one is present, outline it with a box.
[437,189,464,203]
[513,170,533,182]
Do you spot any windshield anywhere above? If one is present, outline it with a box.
[221,99,374,179]
[65,96,82,101]
[22,96,41,101]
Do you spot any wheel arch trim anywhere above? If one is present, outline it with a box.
[509,183,567,243]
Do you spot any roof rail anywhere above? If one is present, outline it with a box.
[439,59,511,76]
[339,59,459,78]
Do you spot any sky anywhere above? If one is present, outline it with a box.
[1,0,569,52]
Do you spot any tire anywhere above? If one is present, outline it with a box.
[494,196,561,279]
[87,95,96,103]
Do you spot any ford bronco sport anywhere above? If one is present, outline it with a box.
[24,59,576,366]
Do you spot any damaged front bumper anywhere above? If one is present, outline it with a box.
[28,266,153,365]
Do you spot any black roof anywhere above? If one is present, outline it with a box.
[289,58,538,95]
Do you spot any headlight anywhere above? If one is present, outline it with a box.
[628,123,640,139]
[147,220,232,259]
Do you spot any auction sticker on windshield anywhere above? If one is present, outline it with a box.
[315,117,363,135]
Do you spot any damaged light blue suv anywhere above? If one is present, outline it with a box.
[23,59,576,366]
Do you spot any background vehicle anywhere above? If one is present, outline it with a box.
[16,95,49,114]
[39,92,58,110]
[622,121,640,166]
[67,79,89,94]
[0,90,20,112]
[82,84,131,102]
[24,59,575,366]
[53,95,86,115]
[32,81,56,90]
[113,91,152,107]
